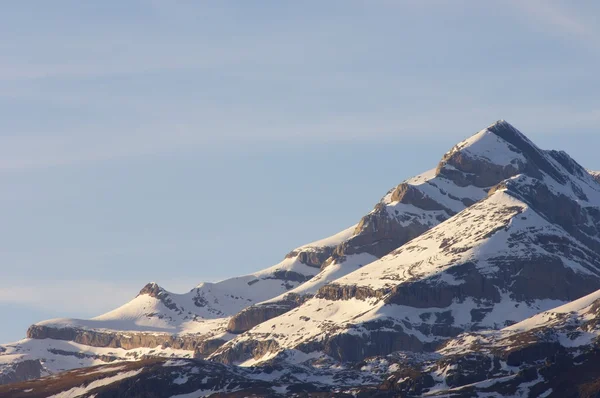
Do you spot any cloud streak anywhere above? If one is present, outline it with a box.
[509,0,600,49]
[0,278,200,316]
[1,101,600,172]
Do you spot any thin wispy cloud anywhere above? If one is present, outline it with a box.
[1,104,599,171]
[0,279,198,315]
[509,0,600,48]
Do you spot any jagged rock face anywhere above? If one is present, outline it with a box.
[226,293,312,334]
[137,282,181,312]
[0,360,43,386]
[436,145,523,188]
[335,203,433,260]
[26,324,201,351]
[227,304,297,335]
[590,170,600,183]
[285,246,335,268]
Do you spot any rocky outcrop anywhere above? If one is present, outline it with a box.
[26,324,201,351]
[137,282,181,312]
[211,338,281,365]
[193,338,228,358]
[333,204,432,260]
[228,305,295,334]
[297,326,432,363]
[0,360,43,385]
[227,294,311,334]
[285,247,335,268]
[437,148,523,188]
[389,183,455,213]
[316,284,387,301]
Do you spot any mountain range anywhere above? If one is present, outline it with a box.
[2,120,600,397]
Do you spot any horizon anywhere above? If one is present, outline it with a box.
[2,1,600,343]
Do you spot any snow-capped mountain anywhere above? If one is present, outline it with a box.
[1,122,521,384]
[2,120,600,398]
[210,120,600,366]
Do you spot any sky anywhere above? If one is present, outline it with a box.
[1,1,600,342]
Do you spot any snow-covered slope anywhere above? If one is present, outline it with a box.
[211,121,600,365]
[0,338,191,386]
[589,169,600,183]
[443,286,600,358]
[378,287,600,397]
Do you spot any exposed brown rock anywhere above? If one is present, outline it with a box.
[27,324,201,351]
[194,338,228,358]
[0,360,43,385]
[286,247,335,268]
[334,204,431,260]
[316,284,387,301]
[212,339,281,365]
[296,326,433,362]
[227,294,312,334]
[436,150,523,188]
[137,282,181,312]
[390,183,455,213]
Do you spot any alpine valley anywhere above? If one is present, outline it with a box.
[2,121,600,398]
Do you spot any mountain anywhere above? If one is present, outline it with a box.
[590,169,600,183]
[0,123,511,384]
[2,120,600,397]
[210,120,600,365]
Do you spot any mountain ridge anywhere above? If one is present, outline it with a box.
[2,120,600,397]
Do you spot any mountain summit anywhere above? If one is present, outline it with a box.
[2,121,600,397]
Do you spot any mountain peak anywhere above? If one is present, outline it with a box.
[487,118,512,129]
[434,121,529,188]
[439,120,568,186]
[137,282,165,298]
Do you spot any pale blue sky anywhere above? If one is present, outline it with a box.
[1,1,600,342]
